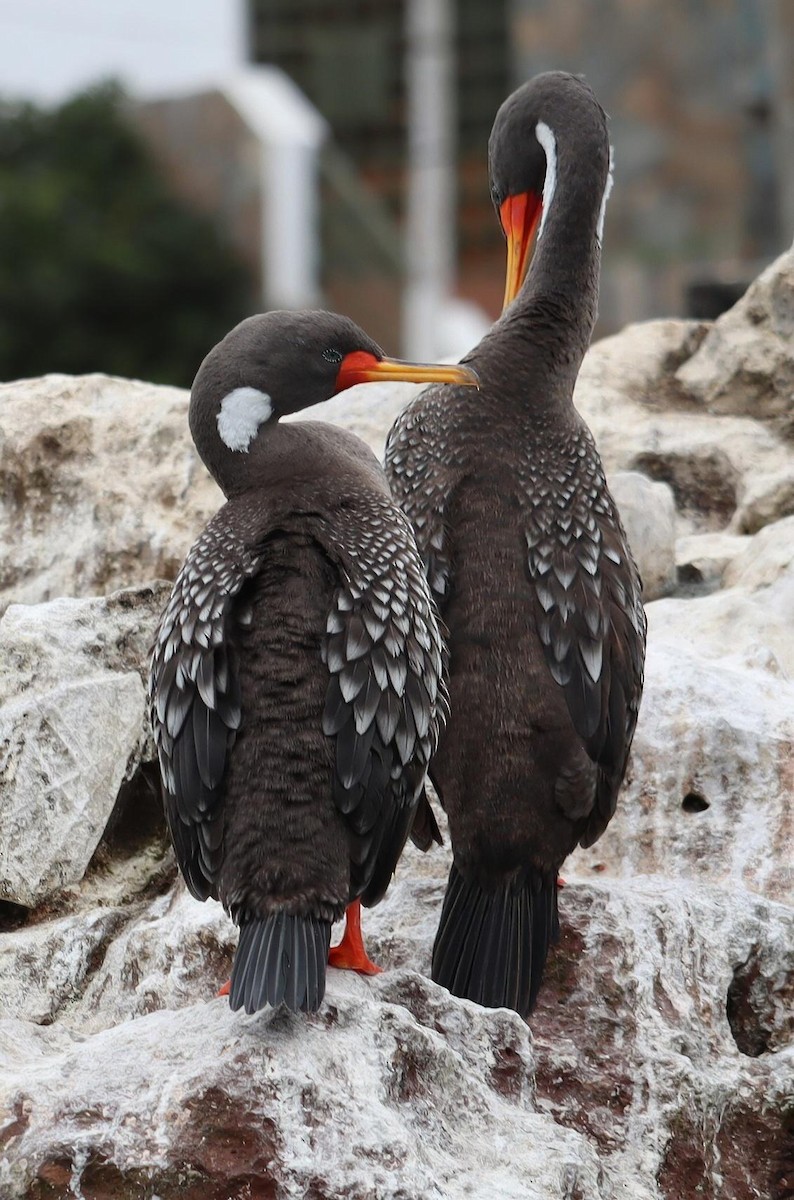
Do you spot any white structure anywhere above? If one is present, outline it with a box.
[403,0,457,360]
[134,66,328,312]
[223,69,328,311]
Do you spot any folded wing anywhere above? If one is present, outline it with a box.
[321,498,449,904]
[148,512,262,899]
[523,432,646,845]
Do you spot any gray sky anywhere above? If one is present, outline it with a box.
[0,0,247,104]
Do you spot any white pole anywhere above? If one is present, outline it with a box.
[403,0,456,359]
[263,141,322,309]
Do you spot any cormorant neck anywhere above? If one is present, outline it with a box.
[467,304,586,416]
[469,132,608,408]
[203,420,303,500]
[202,419,387,505]
[512,131,608,360]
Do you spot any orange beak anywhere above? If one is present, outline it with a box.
[500,192,543,310]
[335,351,479,393]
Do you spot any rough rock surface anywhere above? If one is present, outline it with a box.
[734,463,794,533]
[643,584,794,678]
[571,249,794,536]
[675,245,794,429]
[2,253,794,1199]
[0,832,791,1200]
[675,530,750,590]
[0,374,221,612]
[569,636,794,902]
[723,514,794,591]
[574,323,791,532]
[0,585,169,908]
[608,472,676,599]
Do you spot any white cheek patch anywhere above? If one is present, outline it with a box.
[216,387,273,452]
[597,144,615,244]
[534,120,558,240]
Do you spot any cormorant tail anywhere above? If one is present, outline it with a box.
[229,913,332,1014]
[431,864,559,1019]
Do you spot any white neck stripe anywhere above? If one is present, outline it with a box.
[217,387,273,452]
[597,144,615,243]
[534,120,558,241]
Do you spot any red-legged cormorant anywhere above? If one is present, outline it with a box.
[385,72,647,1018]
[149,310,478,1014]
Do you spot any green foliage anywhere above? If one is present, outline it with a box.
[0,83,253,386]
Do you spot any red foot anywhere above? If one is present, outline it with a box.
[217,978,231,997]
[328,899,383,976]
[556,875,567,889]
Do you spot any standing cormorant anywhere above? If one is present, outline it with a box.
[149,310,478,1014]
[385,73,646,1018]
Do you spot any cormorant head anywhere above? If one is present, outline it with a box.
[188,309,478,492]
[488,72,612,308]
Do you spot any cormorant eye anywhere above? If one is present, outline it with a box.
[322,348,343,365]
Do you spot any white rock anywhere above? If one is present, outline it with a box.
[734,463,794,534]
[675,246,794,424]
[643,586,794,678]
[608,471,677,599]
[0,865,790,1199]
[577,317,709,406]
[0,374,221,612]
[675,530,750,589]
[709,522,794,682]
[0,937,609,1199]
[0,908,126,1027]
[570,639,794,902]
[584,403,780,531]
[575,319,793,531]
[0,585,169,907]
[723,513,794,590]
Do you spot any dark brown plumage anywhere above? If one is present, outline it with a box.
[149,310,477,1014]
[385,73,647,1018]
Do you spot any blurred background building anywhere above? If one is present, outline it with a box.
[1,0,792,377]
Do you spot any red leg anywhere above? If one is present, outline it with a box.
[217,978,231,997]
[328,899,383,976]
[557,875,567,888]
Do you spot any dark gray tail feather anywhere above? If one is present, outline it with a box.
[431,864,559,1019]
[229,913,332,1014]
[409,787,443,852]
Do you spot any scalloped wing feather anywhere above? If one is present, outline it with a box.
[148,511,261,901]
[523,430,646,838]
[385,392,460,611]
[320,497,449,906]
